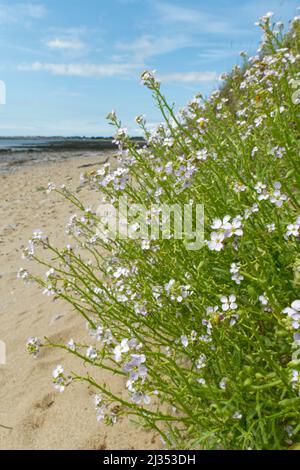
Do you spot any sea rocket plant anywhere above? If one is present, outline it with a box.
[23,13,300,449]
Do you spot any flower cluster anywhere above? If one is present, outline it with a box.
[207,215,243,251]
[26,337,41,358]
[52,365,71,393]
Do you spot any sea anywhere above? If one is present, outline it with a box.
[0,138,56,149]
[0,137,117,173]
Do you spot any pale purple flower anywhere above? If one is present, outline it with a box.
[283,300,300,329]
[221,295,238,312]
[181,335,189,348]
[114,338,130,362]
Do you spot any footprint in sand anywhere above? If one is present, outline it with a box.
[33,392,55,411]
[82,435,107,450]
[20,393,55,446]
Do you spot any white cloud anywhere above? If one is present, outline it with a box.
[18,61,142,78]
[197,47,239,61]
[155,2,238,34]
[159,71,219,83]
[46,38,86,51]
[156,2,204,24]
[116,34,189,59]
[44,26,102,57]
[0,2,47,23]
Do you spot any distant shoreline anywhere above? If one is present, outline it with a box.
[0,137,146,173]
[0,137,145,153]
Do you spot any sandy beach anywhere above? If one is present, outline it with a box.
[0,152,161,450]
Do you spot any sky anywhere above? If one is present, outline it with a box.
[0,0,299,137]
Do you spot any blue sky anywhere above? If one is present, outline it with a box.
[0,0,299,136]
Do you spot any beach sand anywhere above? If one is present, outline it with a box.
[0,152,161,450]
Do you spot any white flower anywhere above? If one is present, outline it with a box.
[208,215,243,251]
[43,285,55,296]
[291,370,300,394]
[115,128,127,140]
[96,405,106,422]
[164,279,175,292]
[219,378,227,390]
[285,217,300,239]
[197,378,206,385]
[233,182,247,193]
[230,314,239,327]
[94,394,102,408]
[88,324,104,341]
[141,239,150,250]
[230,263,244,284]
[163,137,174,147]
[254,116,264,127]
[52,365,67,392]
[291,369,300,384]
[284,425,294,438]
[113,266,130,279]
[32,230,44,241]
[190,330,197,342]
[283,300,300,329]
[45,268,55,279]
[67,339,76,351]
[124,353,147,373]
[254,181,269,200]
[293,333,300,346]
[251,146,258,157]
[26,337,41,357]
[47,182,56,193]
[270,184,287,207]
[165,161,173,174]
[254,182,265,194]
[52,364,64,379]
[259,293,269,306]
[23,240,35,259]
[230,217,243,237]
[206,305,219,316]
[196,149,208,161]
[221,295,238,312]
[211,215,230,230]
[181,335,189,348]
[18,268,29,281]
[266,223,275,232]
[207,231,225,251]
[196,354,207,369]
[93,395,108,422]
[269,146,285,159]
[114,338,130,362]
[131,391,151,405]
[232,411,243,420]
[86,346,97,360]
[230,263,240,274]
